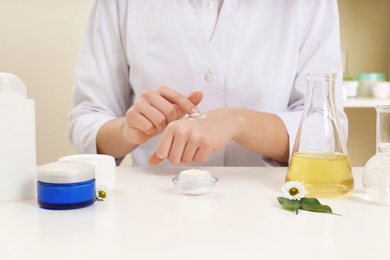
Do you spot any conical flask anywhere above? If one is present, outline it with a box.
[362,105,390,205]
[286,73,354,197]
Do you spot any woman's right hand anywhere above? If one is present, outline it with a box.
[123,86,203,145]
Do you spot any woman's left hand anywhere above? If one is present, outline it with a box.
[148,108,244,165]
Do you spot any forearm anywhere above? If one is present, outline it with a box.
[96,118,138,160]
[233,109,290,163]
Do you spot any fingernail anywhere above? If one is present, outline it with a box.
[156,152,165,160]
[191,107,200,114]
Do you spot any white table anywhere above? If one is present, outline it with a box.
[1,167,389,260]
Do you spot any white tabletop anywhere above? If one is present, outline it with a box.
[1,167,389,260]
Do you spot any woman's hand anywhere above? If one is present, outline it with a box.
[124,86,203,145]
[148,108,244,165]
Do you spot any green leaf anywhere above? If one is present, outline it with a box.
[277,197,302,215]
[277,197,341,216]
[300,197,340,215]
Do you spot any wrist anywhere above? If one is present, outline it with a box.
[220,108,247,141]
[120,117,140,146]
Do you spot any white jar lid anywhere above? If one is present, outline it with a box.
[37,161,95,183]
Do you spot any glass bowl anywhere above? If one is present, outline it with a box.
[172,176,218,195]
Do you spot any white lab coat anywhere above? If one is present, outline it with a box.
[69,0,347,166]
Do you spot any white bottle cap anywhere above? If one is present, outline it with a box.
[0,72,27,102]
[59,154,116,190]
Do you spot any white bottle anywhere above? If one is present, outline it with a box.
[0,73,36,201]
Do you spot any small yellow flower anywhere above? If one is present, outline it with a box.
[282,181,308,200]
[96,185,111,201]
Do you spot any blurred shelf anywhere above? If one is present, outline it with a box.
[344,97,390,108]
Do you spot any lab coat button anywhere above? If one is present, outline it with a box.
[204,70,214,83]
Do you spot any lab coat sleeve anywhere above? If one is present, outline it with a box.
[69,0,132,154]
[275,0,347,161]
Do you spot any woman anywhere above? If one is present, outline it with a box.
[69,0,347,166]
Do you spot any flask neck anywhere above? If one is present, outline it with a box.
[306,73,337,105]
[376,106,390,148]
[295,73,348,154]
[377,143,390,154]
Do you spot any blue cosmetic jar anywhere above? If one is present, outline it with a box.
[37,161,96,210]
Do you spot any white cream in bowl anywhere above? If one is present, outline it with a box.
[172,169,218,195]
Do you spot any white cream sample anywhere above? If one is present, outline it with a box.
[179,169,211,183]
[189,113,206,120]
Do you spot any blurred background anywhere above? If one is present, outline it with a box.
[0,0,389,166]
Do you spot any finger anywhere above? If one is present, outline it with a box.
[148,152,164,165]
[142,91,182,124]
[180,142,199,164]
[157,86,202,115]
[187,91,203,111]
[192,146,211,164]
[153,127,175,162]
[127,103,164,134]
[167,134,188,165]
[126,112,154,135]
